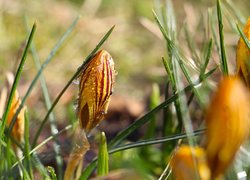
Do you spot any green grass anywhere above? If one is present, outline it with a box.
[0,0,249,179]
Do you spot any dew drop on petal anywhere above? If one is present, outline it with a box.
[73,79,80,85]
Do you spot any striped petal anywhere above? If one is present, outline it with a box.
[78,50,115,132]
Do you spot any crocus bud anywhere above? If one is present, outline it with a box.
[171,145,211,180]
[205,76,250,178]
[7,90,25,154]
[236,17,250,86]
[78,50,115,132]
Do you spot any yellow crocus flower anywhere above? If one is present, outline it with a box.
[171,145,211,180]
[205,76,250,178]
[6,90,25,156]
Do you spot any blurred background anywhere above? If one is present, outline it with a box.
[0,0,249,176]
[1,0,250,134]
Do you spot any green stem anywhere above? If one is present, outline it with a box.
[0,23,36,140]
[217,0,228,75]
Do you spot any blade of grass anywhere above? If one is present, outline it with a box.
[162,57,174,86]
[162,56,183,134]
[24,16,63,179]
[0,23,36,140]
[81,128,205,179]
[176,56,204,106]
[97,132,109,176]
[144,83,160,139]
[31,153,50,178]
[156,6,184,134]
[47,166,57,180]
[24,110,33,180]
[222,4,239,34]
[11,125,72,170]
[224,0,246,24]
[80,161,97,180]
[161,81,175,165]
[31,25,115,148]
[1,139,29,179]
[217,0,228,75]
[164,0,176,40]
[236,24,250,49]
[209,8,220,58]
[200,39,213,79]
[8,16,80,139]
[110,129,205,153]
[184,25,201,65]
[183,38,213,110]
[155,10,206,109]
[109,68,216,148]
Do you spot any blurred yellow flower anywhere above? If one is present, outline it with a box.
[170,145,211,180]
[78,50,115,132]
[236,17,250,86]
[6,90,25,154]
[205,76,250,178]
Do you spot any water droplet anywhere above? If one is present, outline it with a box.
[73,79,79,85]
[73,99,79,110]
[100,110,106,115]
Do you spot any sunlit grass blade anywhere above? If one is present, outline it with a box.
[162,57,174,85]
[80,161,97,180]
[164,0,176,40]
[162,57,184,131]
[154,10,204,106]
[154,8,184,133]
[209,8,220,57]
[109,129,205,153]
[97,132,109,176]
[24,16,63,179]
[224,0,246,24]
[176,56,204,106]
[47,166,57,180]
[108,91,181,148]
[144,83,160,139]
[11,125,72,170]
[217,0,228,75]
[0,23,36,140]
[108,68,216,148]
[236,24,250,49]
[24,111,33,180]
[81,129,205,179]
[8,16,80,139]
[184,25,201,65]
[200,39,213,79]
[31,153,50,178]
[161,81,175,164]
[31,25,115,148]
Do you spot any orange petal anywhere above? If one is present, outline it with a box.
[205,76,250,178]
[171,145,211,180]
[78,50,115,132]
[6,91,25,147]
